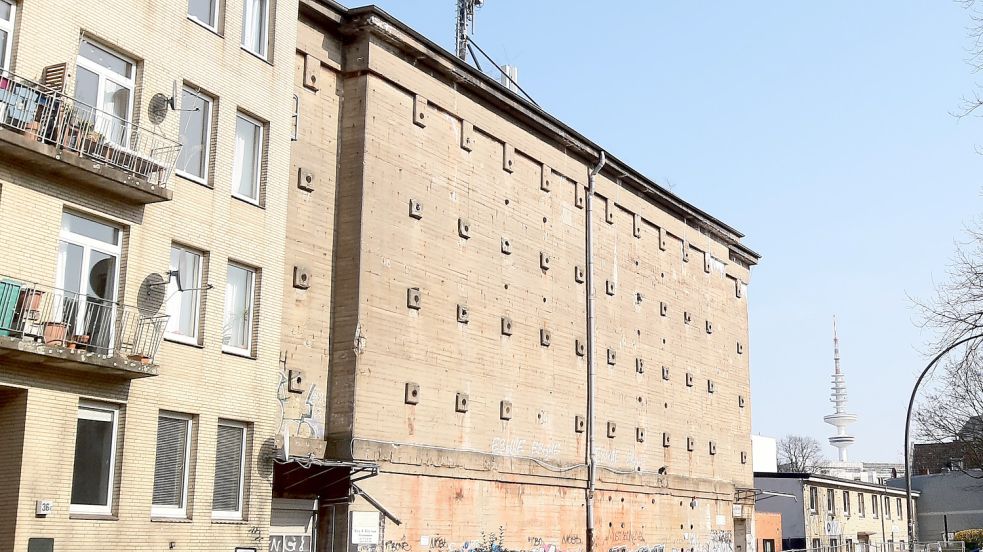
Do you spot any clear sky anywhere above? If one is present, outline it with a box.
[361,0,983,462]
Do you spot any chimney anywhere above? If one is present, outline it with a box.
[500,64,518,93]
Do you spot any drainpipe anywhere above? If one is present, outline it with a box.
[585,150,606,552]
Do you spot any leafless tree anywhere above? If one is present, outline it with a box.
[956,1,983,120]
[777,435,826,473]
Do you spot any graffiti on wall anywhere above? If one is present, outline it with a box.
[490,438,561,461]
[708,531,733,552]
[276,370,325,439]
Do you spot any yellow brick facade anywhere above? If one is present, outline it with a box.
[0,0,297,551]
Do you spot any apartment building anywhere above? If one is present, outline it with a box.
[0,0,297,550]
[755,473,918,552]
[275,2,760,552]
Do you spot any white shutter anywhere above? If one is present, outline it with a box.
[212,423,245,514]
[152,415,189,507]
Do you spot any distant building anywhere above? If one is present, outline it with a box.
[755,472,918,552]
[820,462,905,485]
[912,417,983,475]
[887,470,983,543]
[755,435,779,472]
[756,512,784,552]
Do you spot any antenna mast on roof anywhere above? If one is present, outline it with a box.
[455,0,484,61]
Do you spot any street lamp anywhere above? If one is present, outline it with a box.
[903,333,983,552]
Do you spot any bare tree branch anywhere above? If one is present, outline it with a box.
[777,435,827,473]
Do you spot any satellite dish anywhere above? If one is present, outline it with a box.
[138,273,167,315]
[148,93,170,125]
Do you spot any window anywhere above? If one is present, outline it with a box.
[222,263,255,354]
[176,88,213,183]
[212,421,246,519]
[188,0,219,31]
[858,492,865,517]
[58,212,121,353]
[152,413,192,518]
[74,40,135,145]
[0,0,16,71]
[872,494,879,517]
[809,486,818,513]
[827,488,836,515]
[763,541,775,552]
[830,539,839,552]
[884,496,891,519]
[70,403,119,514]
[232,113,262,203]
[241,0,269,58]
[812,539,822,552]
[166,245,203,343]
[846,540,854,552]
[897,498,903,520]
[843,490,851,516]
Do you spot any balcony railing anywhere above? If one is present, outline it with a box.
[0,277,168,367]
[0,70,181,188]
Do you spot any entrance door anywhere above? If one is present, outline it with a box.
[735,518,748,552]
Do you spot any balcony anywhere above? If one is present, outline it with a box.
[0,277,168,378]
[0,70,180,204]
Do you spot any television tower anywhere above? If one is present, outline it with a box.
[823,317,857,462]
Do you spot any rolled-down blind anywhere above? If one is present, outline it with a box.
[212,423,244,512]
[152,416,189,507]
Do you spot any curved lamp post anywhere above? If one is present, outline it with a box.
[904,332,983,552]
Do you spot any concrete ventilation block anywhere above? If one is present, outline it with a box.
[706,320,713,334]
[501,316,513,336]
[605,198,614,224]
[413,94,428,127]
[501,237,512,255]
[503,143,515,173]
[636,358,645,374]
[409,198,423,219]
[684,311,692,324]
[636,427,646,443]
[735,278,743,298]
[500,400,512,420]
[576,339,586,357]
[575,184,585,209]
[457,304,469,324]
[407,288,422,310]
[458,218,471,239]
[737,342,744,355]
[304,53,320,91]
[455,392,469,413]
[293,266,311,290]
[682,240,690,262]
[607,348,617,366]
[297,167,315,192]
[704,251,712,273]
[741,451,748,464]
[575,415,586,433]
[606,280,615,296]
[541,164,552,192]
[663,432,671,448]
[738,395,746,408]
[288,370,306,393]
[540,328,551,347]
[709,441,717,455]
[540,251,551,271]
[660,301,668,317]
[685,372,694,387]
[607,421,617,438]
[707,380,715,394]
[686,436,695,451]
[662,366,670,380]
[575,265,586,284]
[404,382,420,405]
[633,214,642,238]
[659,227,668,251]
[461,120,475,151]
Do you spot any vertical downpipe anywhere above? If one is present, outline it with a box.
[585,150,606,552]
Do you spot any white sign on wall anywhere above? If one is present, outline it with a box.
[351,511,381,545]
[825,521,842,536]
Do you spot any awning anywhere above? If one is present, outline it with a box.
[273,455,379,498]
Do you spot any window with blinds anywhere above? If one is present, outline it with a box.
[152,413,192,517]
[212,421,246,519]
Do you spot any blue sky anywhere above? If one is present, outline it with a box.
[363,1,983,462]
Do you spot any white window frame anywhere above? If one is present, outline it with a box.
[165,244,204,345]
[240,0,270,59]
[75,40,136,145]
[69,401,119,515]
[151,412,193,518]
[212,420,247,520]
[0,0,16,72]
[176,87,213,185]
[188,0,220,32]
[231,112,263,205]
[222,263,255,356]
[858,492,865,517]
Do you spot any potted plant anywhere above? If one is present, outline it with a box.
[43,321,68,345]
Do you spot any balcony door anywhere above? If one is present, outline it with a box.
[74,40,134,146]
[56,212,121,353]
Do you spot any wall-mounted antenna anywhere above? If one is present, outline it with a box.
[455,0,485,61]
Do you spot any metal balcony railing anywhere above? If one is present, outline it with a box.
[0,70,181,187]
[0,277,169,365]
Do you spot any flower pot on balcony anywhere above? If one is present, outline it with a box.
[127,353,152,365]
[43,321,68,345]
[68,334,90,350]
